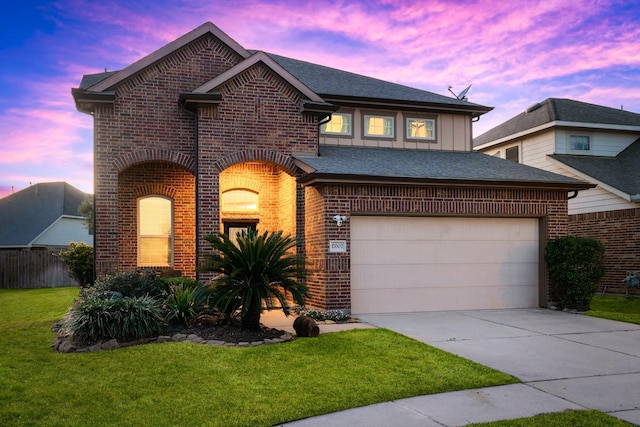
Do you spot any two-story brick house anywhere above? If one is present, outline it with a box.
[73,22,591,314]
[474,98,640,296]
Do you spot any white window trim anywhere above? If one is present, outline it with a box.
[405,117,436,141]
[568,134,591,153]
[320,112,353,136]
[363,114,395,138]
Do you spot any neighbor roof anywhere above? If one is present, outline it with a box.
[0,182,89,247]
[549,138,640,200]
[75,22,491,116]
[295,146,592,190]
[474,98,640,148]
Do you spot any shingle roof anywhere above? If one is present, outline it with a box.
[0,182,89,247]
[549,138,640,198]
[258,52,490,112]
[474,98,640,147]
[295,146,590,189]
[76,44,491,114]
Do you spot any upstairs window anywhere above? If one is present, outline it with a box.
[406,118,435,141]
[138,196,173,267]
[505,146,519,163]
[321,112,352,136]
[364,114,394,138]
[569,135,590,151]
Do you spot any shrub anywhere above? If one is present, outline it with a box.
[164,278,211,325]
[545,235,606,311]
[62,294,163,343]
[56,242,94,287]
[200,229,309,331]
[297,308,350,322]
[93,269,170,299]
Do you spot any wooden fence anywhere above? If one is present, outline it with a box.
[0,247,79,289]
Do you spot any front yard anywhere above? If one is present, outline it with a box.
[0,288,516,426]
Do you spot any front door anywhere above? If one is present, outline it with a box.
[224,221,258,245]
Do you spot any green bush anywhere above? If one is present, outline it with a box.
[62,294,163,343]
[297,308,350,322]
[164,278,211,325]
[56,242,94,287]
[93,269,170,299]
[201,229,309,331]
[545,236,606,311]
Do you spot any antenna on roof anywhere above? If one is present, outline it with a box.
[448,84,472,101]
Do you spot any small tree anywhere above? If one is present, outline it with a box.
[545,235,605,311]
[56,242,94,287]
[78,196,94,234]
[201,229,309,331]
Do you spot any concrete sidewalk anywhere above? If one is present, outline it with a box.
[266,309,640,426]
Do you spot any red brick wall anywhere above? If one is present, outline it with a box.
[304,184,569,310]
[569,208,640,296]
[92,34,318,277]
[118,163,196,276]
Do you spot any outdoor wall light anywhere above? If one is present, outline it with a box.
[333,215,347,226]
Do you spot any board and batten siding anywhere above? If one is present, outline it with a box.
[320,109,472,151]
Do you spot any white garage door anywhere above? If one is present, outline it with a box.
[351,216,539,314]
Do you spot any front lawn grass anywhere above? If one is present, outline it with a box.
[0,288,517,427]
[468,409,634,426]
[586,295,640,325]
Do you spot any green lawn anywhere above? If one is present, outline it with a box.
[468,409,634,426]
[0,288,517,427]
[586,295,640,325]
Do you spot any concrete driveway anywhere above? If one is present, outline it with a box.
[357,308,640,425]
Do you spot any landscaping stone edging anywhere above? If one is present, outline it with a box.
[51,324,295,354]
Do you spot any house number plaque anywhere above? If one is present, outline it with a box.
[329,240,347,253]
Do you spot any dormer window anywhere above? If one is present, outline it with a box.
[364,114,394,138]
[406,117,435,141]
[569,135,590,151]
[321,112,352,136]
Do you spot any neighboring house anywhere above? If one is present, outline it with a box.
[0,182,93,288]
[474,98,640,296]
[72,22,590,314]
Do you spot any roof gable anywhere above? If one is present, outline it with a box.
[192,51,324,102]
[86,22,250,92]
[0,182,89,247]
[474,98,640,147]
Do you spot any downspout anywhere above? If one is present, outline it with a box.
[568,190,579,200]
[317,113,332,155]
[181,103,199,280]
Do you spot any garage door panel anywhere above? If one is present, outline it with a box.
[352,240,538,265]
[351,216,539,314]
[352,284,539,313]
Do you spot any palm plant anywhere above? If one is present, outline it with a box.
[201,229,309,331]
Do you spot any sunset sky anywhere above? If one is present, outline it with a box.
[1,0,639,198]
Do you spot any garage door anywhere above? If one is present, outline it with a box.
[351,216,539,314]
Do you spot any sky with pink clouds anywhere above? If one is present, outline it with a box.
[1,0,639,198]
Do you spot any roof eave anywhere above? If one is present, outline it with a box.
[298,172,594,191]
[321,95,493,116]
[72,88,115,114]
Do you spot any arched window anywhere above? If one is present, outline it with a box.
[138,196,173,266]
[221,189,258,212]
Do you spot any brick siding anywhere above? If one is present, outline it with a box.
[569,208,640,297]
